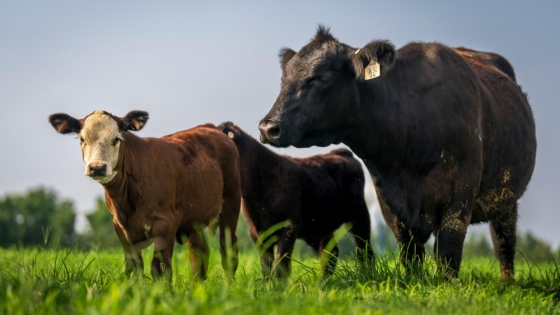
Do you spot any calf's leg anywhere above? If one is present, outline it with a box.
[149,220,176,282]
[319,235,339,277]
[351,201,375,263]
[273,225,298,279]
[187,232,210,279]
[114,222,143,276]
[252,230,275,279]
[218,194,241,277]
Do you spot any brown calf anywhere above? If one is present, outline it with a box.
[218,122,373,278]
[49,110,241,281]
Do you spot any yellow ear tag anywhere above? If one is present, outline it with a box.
[227,131,234,139]
[364,60,381,80]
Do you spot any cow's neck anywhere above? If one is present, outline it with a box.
[101,132,142,220]
[345,77,404,179]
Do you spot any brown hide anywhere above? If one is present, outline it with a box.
[107,124,241,280]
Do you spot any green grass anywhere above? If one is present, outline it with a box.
[1,242,559,315]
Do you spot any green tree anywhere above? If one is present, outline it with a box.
[463,233,494,258]
[461,231,555,263]
[516,231,554,263]
[82,197,121,249]
[0,187,76,247]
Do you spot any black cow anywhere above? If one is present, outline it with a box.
[259,26,536,279]
[218,122,373,278]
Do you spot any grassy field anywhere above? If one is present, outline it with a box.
[1,240,559,315]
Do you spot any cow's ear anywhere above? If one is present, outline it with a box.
[121,110,149,132]
[279,48,296,70]
[49,113,82,134]
[352,40,396,80]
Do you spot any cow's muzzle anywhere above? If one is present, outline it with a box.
[88,164,107,177]
[258,119,282,145]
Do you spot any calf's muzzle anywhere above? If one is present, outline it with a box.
[88,164,107,177]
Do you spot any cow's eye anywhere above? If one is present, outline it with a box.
[79,137,84,144]
[306,76,320,86]
[112,138,120,146]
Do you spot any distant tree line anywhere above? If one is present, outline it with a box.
[0,187,76,247]
[0,187,558,264]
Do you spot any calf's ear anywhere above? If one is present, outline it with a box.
[219,123,240,141]
[49,113,82,134]
[352,40,396,80]
[279,48,296,71]
[121,110,149,131]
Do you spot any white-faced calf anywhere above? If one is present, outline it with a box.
[49,110,241,281]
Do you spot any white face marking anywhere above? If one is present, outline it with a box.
[79,111,123,184]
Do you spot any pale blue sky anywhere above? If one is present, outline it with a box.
[1,1,559,244]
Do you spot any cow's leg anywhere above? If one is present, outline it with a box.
[397,225,425,274]
[490,203,517,280]
[434,194,472,279]
[149,220,176,282]
[187,232,210,279]
[218,195,241,278]
[273,225,298,279]
[114,222,143,276]
[351,201,375,263]
[378,192,424,273]
[319,234,339,277]
[251,229,275,279]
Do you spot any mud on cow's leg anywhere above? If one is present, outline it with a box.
[435,201,471,279]
[319,234,339,277]
[273,225,298,279]
[490,203,518,280]
[150,220,176,282]
[434,227,467,279]
[114,222,143,276]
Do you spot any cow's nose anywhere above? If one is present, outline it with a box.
[258,120,281,144]
[88,164,107,177]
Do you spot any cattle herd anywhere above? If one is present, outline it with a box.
[49,26,536,282]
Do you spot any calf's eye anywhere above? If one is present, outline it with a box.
[112,138,120,146]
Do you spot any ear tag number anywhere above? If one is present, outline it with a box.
[364,60,381,80]
[228,131,235,139]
